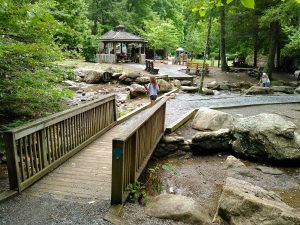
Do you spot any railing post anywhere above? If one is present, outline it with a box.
[111,139,124,205]
[130,133,137,182]
[4,132,20,190]
[41,129,48,167]
[113,98,117,122]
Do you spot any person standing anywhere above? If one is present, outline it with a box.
[146,76,159,105]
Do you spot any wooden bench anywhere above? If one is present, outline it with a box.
[145,60,159,75]
[186,62,209,75]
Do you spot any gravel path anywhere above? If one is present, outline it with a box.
[165,93,300,126]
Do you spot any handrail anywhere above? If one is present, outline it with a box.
[11,95,115,139]
[4,94,117,191]
[111,97,168,204]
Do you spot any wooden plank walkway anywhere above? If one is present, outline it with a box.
[26,107,151,202]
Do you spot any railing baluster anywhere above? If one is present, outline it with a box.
[19,138,25,182]
[41,129,49,167]
[32,133,38,173]
[37,131,43,170]
[24,136,30,179]
[28,134,34,176]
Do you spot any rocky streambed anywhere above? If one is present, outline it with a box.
[123,103,300,225]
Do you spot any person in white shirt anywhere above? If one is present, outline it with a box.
[146,76,159,105]
[259,73,271,87]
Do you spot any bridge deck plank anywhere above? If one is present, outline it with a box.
[25,106,154,202]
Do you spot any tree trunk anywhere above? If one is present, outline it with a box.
[92,19,98,35]
[276,43,281,69]
[198,12,212,94]
[266,21,280,79]
[220,6,228,71]
[253,36,258,68]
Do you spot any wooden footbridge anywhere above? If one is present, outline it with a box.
[3,94,167,205]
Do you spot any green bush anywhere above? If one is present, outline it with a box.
[126,180,148,205]
[82,35,98,62]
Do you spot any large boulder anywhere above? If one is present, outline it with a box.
[271,86,295,94]
[154,135,188,158]
[157,79,172,92]
[191,129,231,154]
[202,88,214,95]
[231,113,300,161]
[74,69,103,84]
[136,76,150,84]
[129,84,146,98]
[216,177,300,225]
[181,80,192,86]
[192,108,235,131]
[173,79,181,88]
[119,72,141,83]
[145,194,211,225]
[246,86,271,95]
[206,81,220,90]
[244,86,273,95]
[237,81,252,89]
[295,86,300,94]
[181,86,198,93]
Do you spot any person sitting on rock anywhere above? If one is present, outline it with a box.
[259,73,270,87]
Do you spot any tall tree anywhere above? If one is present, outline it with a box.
[260,0,300,78]
[52,0,91,52]
[219,6,228,71]
[143,18,182,58]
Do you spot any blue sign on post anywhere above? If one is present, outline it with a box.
[113,147,122,160]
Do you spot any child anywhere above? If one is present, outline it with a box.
[259,73,271,87]
[146,76,159,105]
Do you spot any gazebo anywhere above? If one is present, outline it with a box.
[96,25,147,64]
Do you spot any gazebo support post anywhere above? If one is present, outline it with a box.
[113,42,116,63]
[139,45,142,64]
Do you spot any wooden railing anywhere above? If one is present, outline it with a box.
[111,97,167,204]
[4,94,117,192]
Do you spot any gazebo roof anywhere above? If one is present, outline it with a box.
[101,25,147,43]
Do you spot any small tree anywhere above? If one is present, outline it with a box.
[143,18,182,58]
[191,0,255,94]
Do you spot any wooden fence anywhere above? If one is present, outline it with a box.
[4,95,117,192]
[111,97,167,204]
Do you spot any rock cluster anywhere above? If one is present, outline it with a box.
[215,177,300,225]
[154,135,191,159]
[156,108,300,162]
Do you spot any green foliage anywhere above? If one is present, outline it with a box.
[126,180,148,205]
[282,26,300,56]
[82,35,98,62]
[0,0,73,120]
[148,165,163,194]
[191,0,255,17]
[183,18,219,55]
[162,163,180,176]
[52,0,92,52]
[143,18,182,56]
